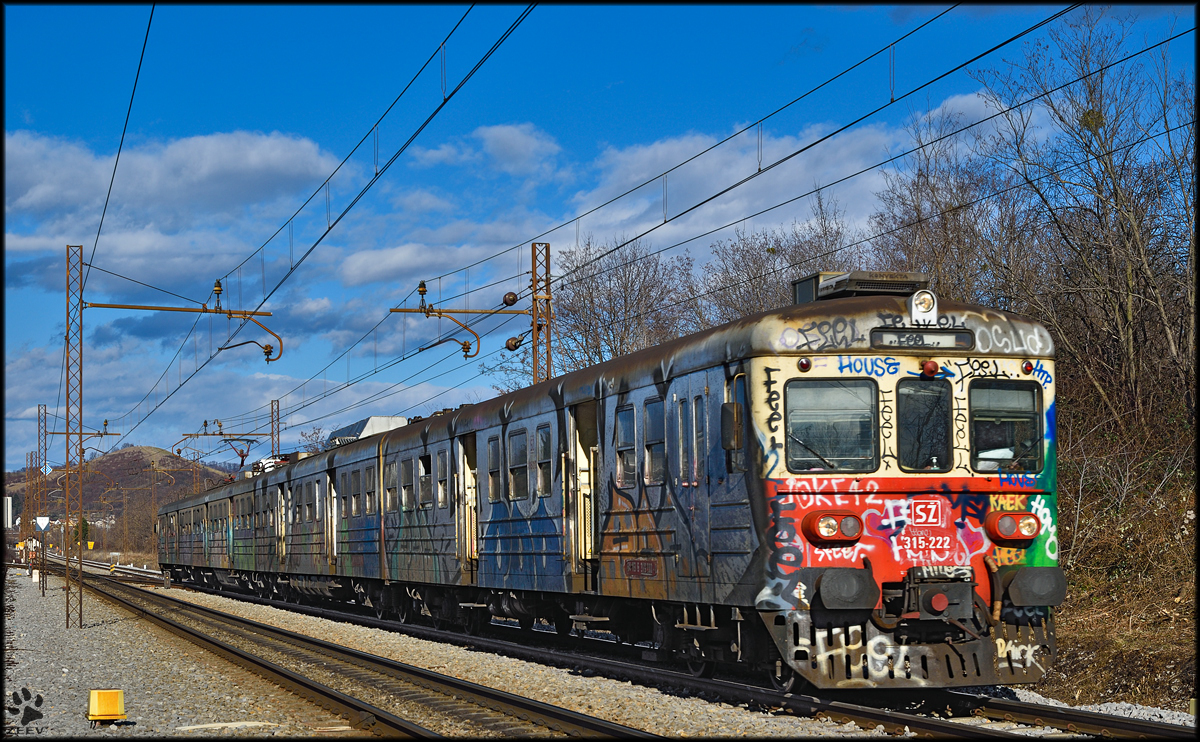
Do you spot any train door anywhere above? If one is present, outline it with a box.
[568,401,599,591]
[203,503,211,563]
[325,472,338,567]
[276,484,286,566]
[456,434,479,584]
[675,375,711,578]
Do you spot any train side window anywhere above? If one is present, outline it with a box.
[436,450,448,508]
[970,380,1042,473]
[365,465,376,514]
[678,399,692,483]
[305,481,314,522]
[401,458,415,510]
[897,378,952,472]
[615,405,636,488]
[287,487,294,523]
[508,430,529,500]
[487,437,501,503]
[728,375,748,473]
[644,399,665,485]
[341,473,350,519]
[351,469,362,516]
[314,479,322,521]
[693,395,706,482]
[536,425,552,497]
[385,460,398,511]
[418,455,433,508]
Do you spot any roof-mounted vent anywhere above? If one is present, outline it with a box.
[792,271,930,304]
[325,416,409,449]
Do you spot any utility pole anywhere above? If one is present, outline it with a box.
[389,242,554,385]
[530,242,553,385]
[65,244,84,628]
[271,400,280,459]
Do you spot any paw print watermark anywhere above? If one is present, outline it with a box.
[6,687,45,729]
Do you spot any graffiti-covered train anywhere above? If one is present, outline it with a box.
[158,271,1064,690]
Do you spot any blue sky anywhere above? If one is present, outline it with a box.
[5,5,1194,471]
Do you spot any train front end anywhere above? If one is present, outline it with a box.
[749,273,1063,689]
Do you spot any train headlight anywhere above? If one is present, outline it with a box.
[985,511,1041,543]
[802,511,864,544]
[998,514,1018,537]
[1018,514,1040,537]
[908,289,938,325]
[840,516,862,538]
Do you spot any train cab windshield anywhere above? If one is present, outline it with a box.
[785,380,878,472]
[970,381,1043,472]
[897,378,952,472]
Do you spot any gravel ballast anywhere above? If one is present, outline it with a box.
[3,567,368,737]
[7,565,1195,737]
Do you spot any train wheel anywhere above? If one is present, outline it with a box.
[518,616,535,632]
[554,613,573,637]
[686,660,716,679]
[395,598,412,624]
[767,660,797,693]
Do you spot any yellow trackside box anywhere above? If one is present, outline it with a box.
[88,689,126,721]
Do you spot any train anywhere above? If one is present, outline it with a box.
[158,270,1065,690]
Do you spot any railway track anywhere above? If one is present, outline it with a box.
[170,578,1195,739]
[50,562,657,738]
[41,558,1194,738]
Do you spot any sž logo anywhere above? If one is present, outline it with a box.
[910,499,943,527]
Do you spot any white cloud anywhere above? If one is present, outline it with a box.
[338,242,497,287]
[566,121,901,250]
[472,123,561,177]
[407,142,478,168]
[4,129,340,228]
[392,189,455,214]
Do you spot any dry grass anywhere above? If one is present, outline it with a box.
[1032,392,1196,711]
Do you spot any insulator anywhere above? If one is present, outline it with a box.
[503,292,519,307]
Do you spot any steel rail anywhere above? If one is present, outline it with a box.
[90,574,655,739]
[51,568,437,738]
[159,581,1020,738]
[944,691,1194,740]
[141,576,1195,738]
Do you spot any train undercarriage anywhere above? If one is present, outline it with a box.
[164,563,1054,690]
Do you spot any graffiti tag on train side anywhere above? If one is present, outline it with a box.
[778,318,865,351]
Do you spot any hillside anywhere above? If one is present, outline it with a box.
[6,446,229,553]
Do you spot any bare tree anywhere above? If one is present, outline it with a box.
[297,425,326,454]
[697,189,862,325]
[971,6,1196,429]
[550,235,699,372]
[866,105,993,303]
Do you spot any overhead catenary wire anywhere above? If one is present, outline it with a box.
[246,117,1192,460]
[228,38,1197,459]
[184,4,975,432]
[105,5,536,449]
[197,4,1130,450]
[547,4,1083,294]
[53,5,155,432]
[356,4,964,291]
[96,4,481,439]
[550,24,1195,296]
[103,5,1147,463]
